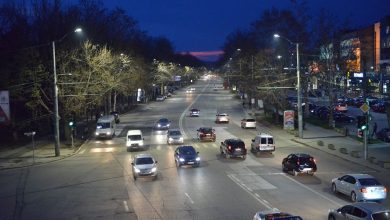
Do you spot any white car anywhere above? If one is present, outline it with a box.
[241,118,256,129]
[216,113,229,123]
[331,174,387,202]
[156,95,165,101]
[167,129,184,144]
[131,154,158,180]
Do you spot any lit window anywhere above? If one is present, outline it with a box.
[387,26,390,34]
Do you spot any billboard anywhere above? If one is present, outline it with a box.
[0,91,10,124]
[283,110,294,130]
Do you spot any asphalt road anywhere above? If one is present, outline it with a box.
[0,77,389,220]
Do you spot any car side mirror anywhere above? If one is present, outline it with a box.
[155,161,158,164]
[143,138,145,140]
[220,142,223,144]
[131,162,134,166]
[251,139,255,142]
[197,152,199,154]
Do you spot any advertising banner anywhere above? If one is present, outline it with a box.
[283,110,294,130]
[0,91,10,125]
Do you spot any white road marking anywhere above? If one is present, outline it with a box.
[185,193,194,204]
[79,149,86,154]
[227,174,272,209]
[282,174,342,206]
[123,200,129,212]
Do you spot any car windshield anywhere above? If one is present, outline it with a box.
[298,156,313,163]
[231,141,245,148]
[201,128,212,133]
[372,211,390,220]
[97,122,110,129]
[191,109,199,112]
[158,118,169,123]
[135,157,154,165]
[128,135,142,140]
[169,131,181,136]
[179,147,196,155]
[358,178,381,186]
[245,119,255,122]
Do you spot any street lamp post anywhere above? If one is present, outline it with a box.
[274,34,303,138]
[53,27,82,157]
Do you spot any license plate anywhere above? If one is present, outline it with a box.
[188,162,194,164]
[235,148,241,151]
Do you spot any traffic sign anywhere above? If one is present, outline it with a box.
[360,103,370,113]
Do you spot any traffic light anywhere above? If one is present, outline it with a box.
[356,115,367,130]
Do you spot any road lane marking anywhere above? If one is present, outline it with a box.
[227,174,272,209]
[123,200,129,212]
[282,174,342,207]
[79,149,86,154]
[185,192,194,204]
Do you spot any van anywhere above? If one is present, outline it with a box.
[95,115,116,139]
[250,133,275,153]
[126,130,144,151]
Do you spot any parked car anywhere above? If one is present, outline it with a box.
[334,102,348,113]
[154,118,171,130]
[174,145,200,168]
[110,111,120,123]
[241,118,256,129]
[189,108,200,117]
[216,113,229,123]
[131,154,158,180]
[156,95,165,101]
[220,138,247,159]
[250,133,275,153]
[282,153,317,176]
[333,113,355,123]
[253,209,303,220]
[328,202,390,220]
[197,127,216,142]
[167,129,184,144]
[331,174,387,202]
[376,128,390,142]
[371,102,386,113]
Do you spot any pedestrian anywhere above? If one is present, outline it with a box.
[372,122,378,138]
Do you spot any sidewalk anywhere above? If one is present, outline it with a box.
[0,103,152,170]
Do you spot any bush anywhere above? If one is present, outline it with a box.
[328,144,335,150]
[317,140,324,146]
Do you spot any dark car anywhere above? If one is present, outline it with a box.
[282,153,317,176]
[197,127,216,142]
[376,128,390,142]
[189,108,200,117]
[333,113,355,123]
[174,145,200,168]
[154,118,171,130]
[371,102,386,113]
[110,111,120,123]
[220,138,247,159]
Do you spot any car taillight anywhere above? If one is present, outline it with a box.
[297,160,300,165]
[361,188,368,193]
[310,158,316,163]
[199,132,204,136]
[228,145,232,151]
[384,187,387,193]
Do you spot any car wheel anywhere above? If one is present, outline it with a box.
[332,183,337,194]
[293,169,298,176]
[133,175,137,180]
[153,175,158,180]
[328,215,336,220]
[242,155,246,159]
[282,164,287,172]
[351,191,357,202]
[213,138,216,142]
[220,148,224,155]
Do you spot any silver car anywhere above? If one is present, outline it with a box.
[131,154,158,180]
[253,208,302,220]
[167,129,184,144]
[331,174,387,202]
[216,113,229,123]
[328,202,390,220]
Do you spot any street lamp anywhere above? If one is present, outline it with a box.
[53,27,82,156]
[274,33,303,138]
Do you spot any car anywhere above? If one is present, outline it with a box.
[189,108,200,117]
[376,128,390,142]
[282,153,317,176]
[131,154,158,180]
[241,118,256,129]
[190,87,195,91]
[253,209,303,220]
[250,133,275,153]
[220,138,247,159]
[110,111,120,123]
[197,127,216,142]
[331,174,387,202]
[334,102,348,113]
[154,118,171,130]
[156,95,165,101]
[216,113,229,123]
[333,113,355,123]
[167,129,184,144]
[328,202,390,220]
[126,130,145,151]
[186,89,192,93]
[174,145,200,168]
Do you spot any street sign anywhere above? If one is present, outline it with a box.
[360,103,370,113]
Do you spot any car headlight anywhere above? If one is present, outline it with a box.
[167,123,170,127]
[157,124,161,127]
[169,137,173,141]
[179,158,185,162]
[134,167,140,173]
[151,167,157,172]
[196,157,200,161]
[95,132,99,136]
[179,137,183,141]
[106,131,111,135]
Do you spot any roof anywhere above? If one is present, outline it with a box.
[352,202,390,213]
[225,138,244,143]
[97,115,115,122]
[134,153,154,159]
[256,133,273,138]
[346,174,374,179]
[127,130,142,135]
